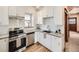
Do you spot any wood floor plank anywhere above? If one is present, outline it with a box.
[24,43,50,52]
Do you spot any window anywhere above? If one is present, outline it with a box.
[68,17,77,24]
[24,14,32,27]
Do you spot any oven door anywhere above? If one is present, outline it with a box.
[9,40,16,52]
[21,37,26,48]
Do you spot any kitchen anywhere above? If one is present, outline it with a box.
[0,6,65,52]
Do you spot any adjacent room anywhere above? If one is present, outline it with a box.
[65,6,79,52]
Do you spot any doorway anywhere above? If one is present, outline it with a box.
[66,17,78,52]
[64,10,79,52]
[68,17,77,32]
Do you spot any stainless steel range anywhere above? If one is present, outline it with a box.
[9,28,26,52]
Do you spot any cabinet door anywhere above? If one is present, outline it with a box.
[16,7,25,17]
[47,7,54,17]
[35,32,39,43]
[44,34,51,50]
[38,32,44,44]
[36,32,45,46]
[53,37,63,52]
[50,35,54,51]
[35,32,41,43]
[54,7,64,25]
[8,6,16,16]
[42,7,47,17]
[0,38,9,52]
[0,7,8,25]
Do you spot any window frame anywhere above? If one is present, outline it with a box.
[24,13,32,27]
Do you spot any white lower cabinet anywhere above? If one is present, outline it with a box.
[45,34,52,50]
[0,38,9,52]
[35,32,44,44]
[35,32,39,43]
[51,36,63,52]
[35,32,64,52]
[52,37,60,52]
[38,32,44,45]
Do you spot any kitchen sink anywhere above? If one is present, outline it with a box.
[43,31,51,33]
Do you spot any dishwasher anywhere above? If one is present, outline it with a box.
[26,32,35,47]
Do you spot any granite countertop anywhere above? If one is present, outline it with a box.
[36,29,64,37]
[0,34,9,39]
[44,32,64,37]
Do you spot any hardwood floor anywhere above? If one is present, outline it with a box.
[24,43,50,52]
[24,31,79,52]
[66,31,79,52]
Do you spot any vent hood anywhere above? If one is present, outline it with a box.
[9,15,25,20]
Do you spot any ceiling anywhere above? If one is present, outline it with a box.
[33,6,44,11]
[33,6,79,14]
[67,6,79,14]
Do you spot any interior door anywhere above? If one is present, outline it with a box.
[68,17,77,31]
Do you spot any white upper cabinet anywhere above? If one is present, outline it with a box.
[37,10,43,24]
[37,7,54,24]
[8,6,25,17]
[41,7,47,17]
[16,7,25,17]
[37,6,64,25]
[8,6,16,16]
[42,7,54,17]
[46,7,54,17]
[54,7,64,25]
[0,7,9,25]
